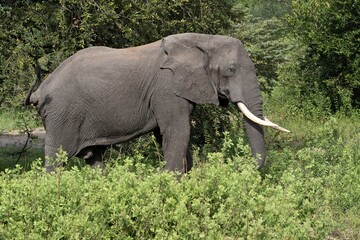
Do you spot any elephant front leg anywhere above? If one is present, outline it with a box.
[157,120,192,174]
[152,93,195,174]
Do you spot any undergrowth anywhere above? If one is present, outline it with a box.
[0,147,43,171]
[0,111,359,239]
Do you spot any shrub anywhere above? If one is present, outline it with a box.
[1,116,359,239]
[285,0,360,111]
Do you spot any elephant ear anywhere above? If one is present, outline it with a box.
[160,36,219,105]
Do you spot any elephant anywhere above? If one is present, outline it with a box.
[25,33,289,173]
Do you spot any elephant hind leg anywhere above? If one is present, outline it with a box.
[44,144,62,173]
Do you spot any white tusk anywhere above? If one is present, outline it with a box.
[237,102,290,133]
[263,117,290,132]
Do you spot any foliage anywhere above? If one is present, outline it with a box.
[0,109,43,172]
[230,0,293,93]
[1,110,359,239]
[0,146,43,172]
[0,0,236,108]
[285,0,360,111]
[232,16,290,93]
[190,104,242,154]
[237,0,292,19]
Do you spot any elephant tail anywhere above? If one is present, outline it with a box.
[24,63,41,106]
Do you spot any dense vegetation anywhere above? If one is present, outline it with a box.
[0,0,235,107]
[1,111,359,239]
[0,0,359,239]
[287,0,360,111]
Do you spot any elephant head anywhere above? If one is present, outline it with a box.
[160,33,289,169]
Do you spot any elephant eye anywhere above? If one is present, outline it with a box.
[224,65,236,77]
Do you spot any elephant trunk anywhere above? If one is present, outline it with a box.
[242,101,266,169]
[240,80,266,169]
[229,53,289,169]
[238,101,289,168]
[226,54,268,169]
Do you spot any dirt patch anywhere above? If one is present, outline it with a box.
[0,128,45,148]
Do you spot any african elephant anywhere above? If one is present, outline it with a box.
[25,33,288,173]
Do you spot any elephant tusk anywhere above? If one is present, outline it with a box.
[237,102,290,133]
[263,117,291,132]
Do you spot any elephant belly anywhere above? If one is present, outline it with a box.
[43,102,157,158]
[78,106,157,148]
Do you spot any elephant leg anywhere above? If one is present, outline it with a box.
[153,126,193,173]
[153,126,162,146]
[84,146,106,170]
[44,144,61,173]
[185,147,193,172]
[44,128,76,172]
[157,115,194,174]
[164,122,191,173]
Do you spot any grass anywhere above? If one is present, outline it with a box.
[0,108,40,133]
[261,89,360,239]
[0,110,19,133]
[0,146,44,171]
[0,108,43,171]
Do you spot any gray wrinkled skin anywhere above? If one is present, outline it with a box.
[26,33,265,173]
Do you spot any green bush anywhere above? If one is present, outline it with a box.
[1,114,359,239]
[285,0,360,111]
[231,2,292,93]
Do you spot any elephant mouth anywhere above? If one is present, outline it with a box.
[237,102,290,132]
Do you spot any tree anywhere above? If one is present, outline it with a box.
[285,0,360,111]
[237,0,292,19]
[0,0,236,108]
[230,0,292,93]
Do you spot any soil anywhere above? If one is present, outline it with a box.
[0,127,45,148]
